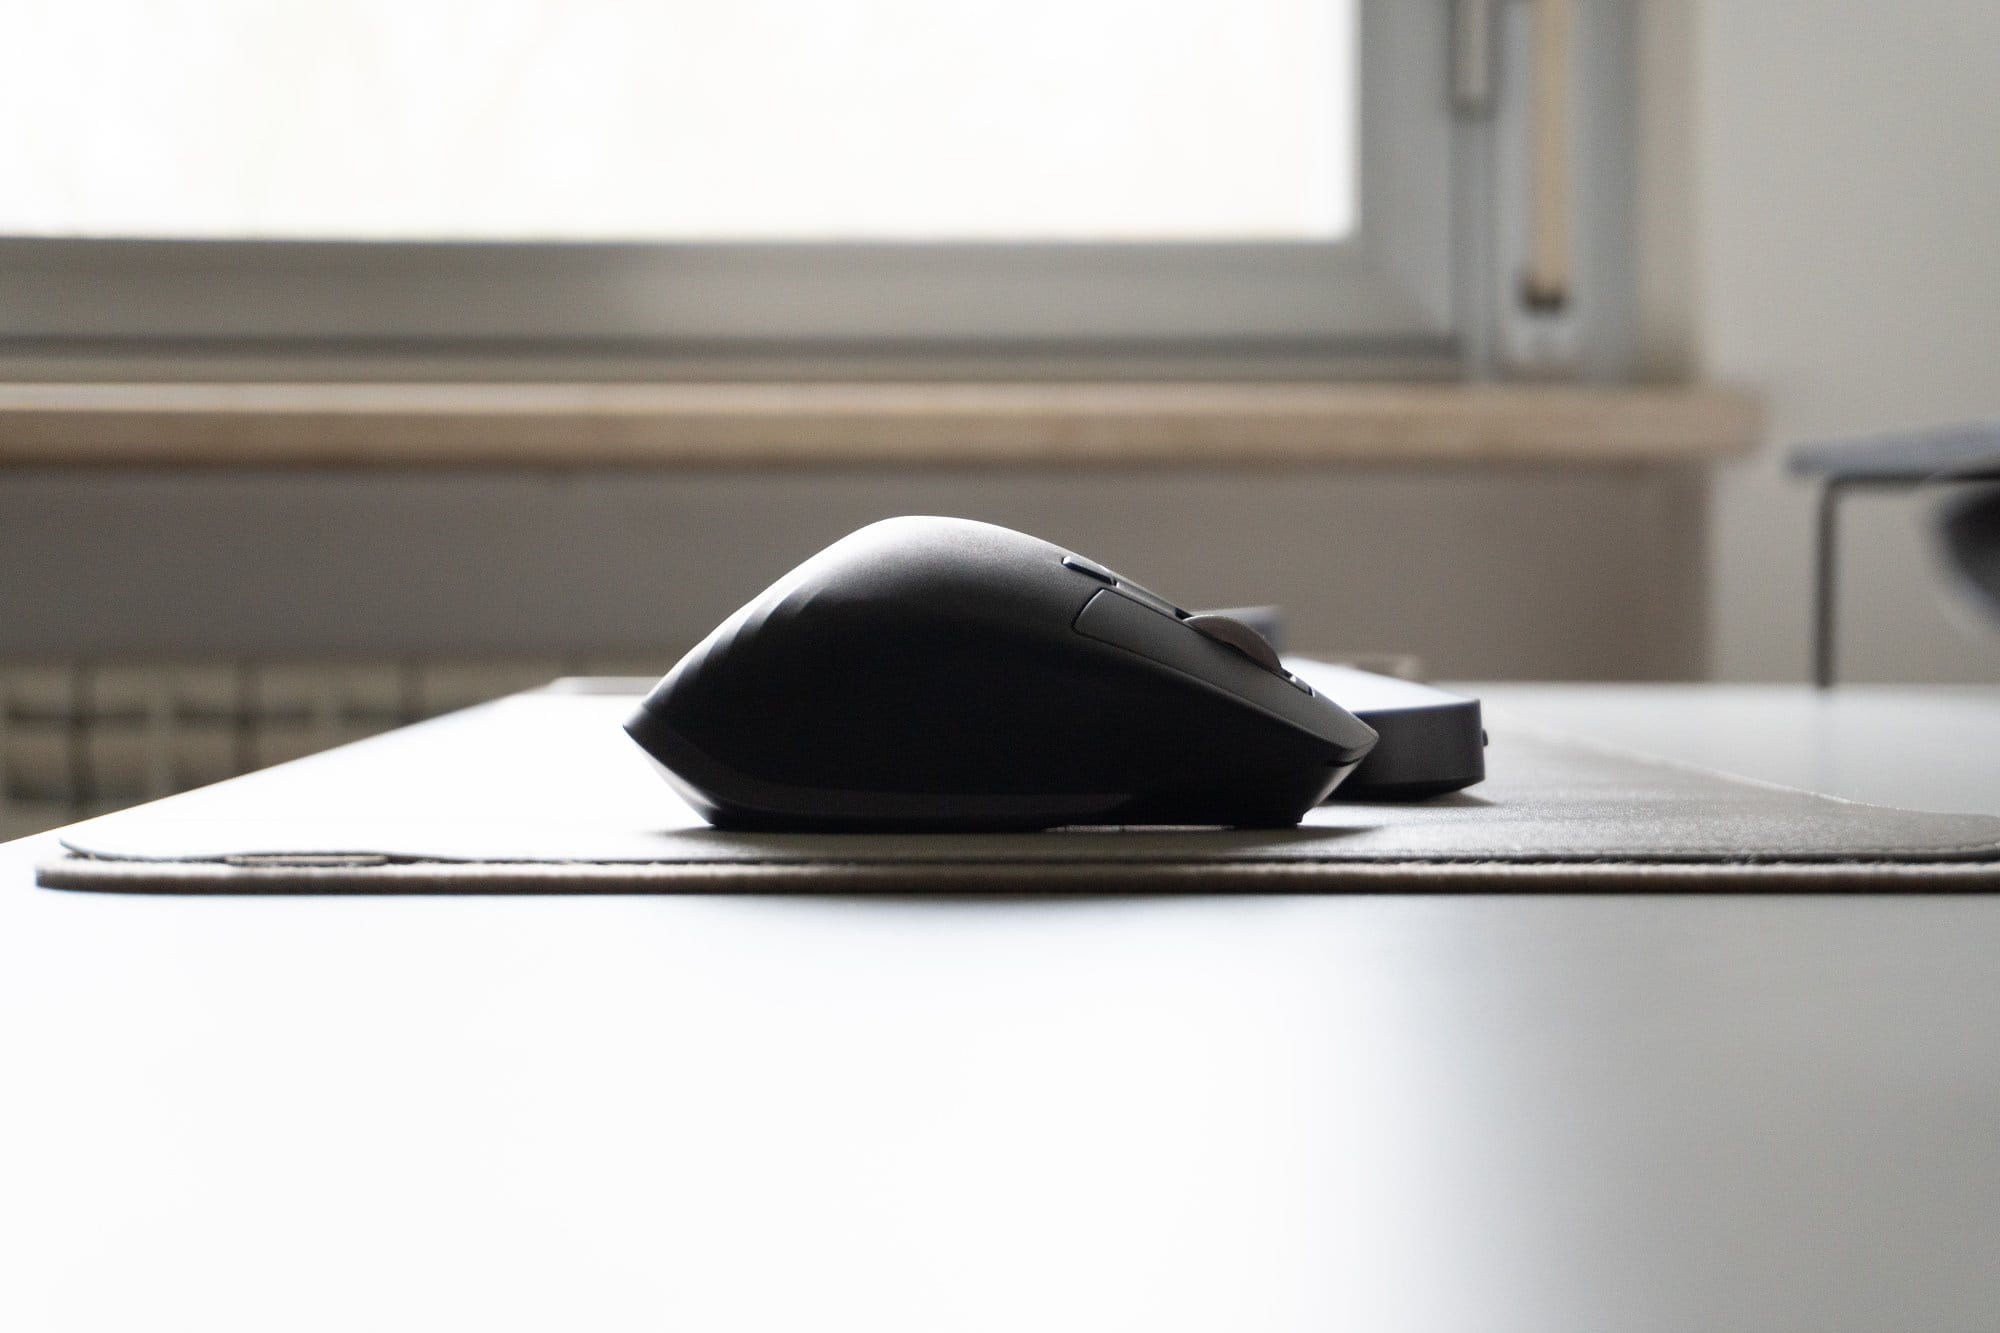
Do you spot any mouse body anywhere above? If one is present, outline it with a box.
[625,516,1377,831]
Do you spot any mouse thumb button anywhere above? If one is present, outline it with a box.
[1183,614,1285,673]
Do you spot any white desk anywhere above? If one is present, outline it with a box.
[2,685,1997,1333]
[1482,683,2000,816]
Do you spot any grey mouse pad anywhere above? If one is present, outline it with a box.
[38,684,2000,893]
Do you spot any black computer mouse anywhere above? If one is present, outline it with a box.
[625,516,1378,831]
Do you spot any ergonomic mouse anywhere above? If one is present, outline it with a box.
[625,516,1378,831]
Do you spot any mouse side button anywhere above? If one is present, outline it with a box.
[1061,555,1117,584]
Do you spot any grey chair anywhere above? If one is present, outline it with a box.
[1938,482,2000,627]
[1788,420,2000,686]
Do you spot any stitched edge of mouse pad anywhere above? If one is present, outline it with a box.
[38,693,2000,893]
[35,855,2000,894]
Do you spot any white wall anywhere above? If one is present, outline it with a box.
[1690,1,2000,681]
[0,466,1706,681]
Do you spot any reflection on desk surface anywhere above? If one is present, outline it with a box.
[1476,683,2000,816]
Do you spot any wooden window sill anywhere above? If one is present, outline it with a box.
[0,381,1760,468]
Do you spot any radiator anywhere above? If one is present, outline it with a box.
[0,656,664,840]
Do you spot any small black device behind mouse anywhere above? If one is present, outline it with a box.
[625,516,1378,831]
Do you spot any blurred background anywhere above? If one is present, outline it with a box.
[1,0,1996,833]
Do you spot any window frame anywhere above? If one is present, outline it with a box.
[0,1,1457,374]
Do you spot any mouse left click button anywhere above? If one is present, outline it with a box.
[1062,555,1117,584]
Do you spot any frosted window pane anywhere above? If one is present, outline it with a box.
[0,0,1355,242]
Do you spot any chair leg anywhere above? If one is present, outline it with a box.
[1811,481,1843,688]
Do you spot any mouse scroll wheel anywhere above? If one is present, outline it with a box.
[1183,614,1285,673]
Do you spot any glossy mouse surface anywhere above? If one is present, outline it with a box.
[625,516,1377,831]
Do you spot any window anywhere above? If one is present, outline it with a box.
[0,2,1623,376]
[8,1,1360,244]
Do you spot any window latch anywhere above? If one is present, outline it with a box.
[1520,0,1574,313]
